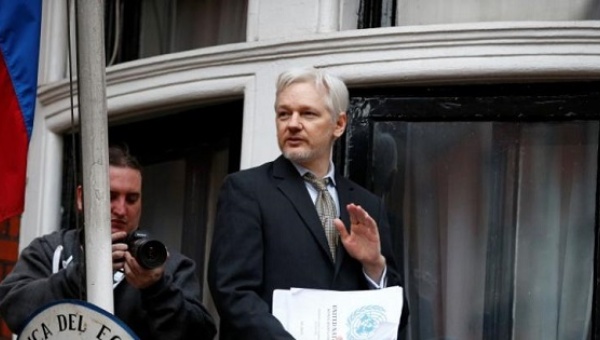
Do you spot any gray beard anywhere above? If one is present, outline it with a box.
[283,149,313,164]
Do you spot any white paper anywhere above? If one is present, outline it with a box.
[273,286,403,340]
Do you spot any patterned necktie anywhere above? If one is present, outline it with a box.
[304,172,338,262]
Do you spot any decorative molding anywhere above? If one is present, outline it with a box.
[38,21,600,132]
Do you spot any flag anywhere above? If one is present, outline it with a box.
[0,1,42,222]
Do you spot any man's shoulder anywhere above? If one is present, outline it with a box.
[225,157,281,181]
[337,176,374,195]
[233,162,271,176]
[164,250,198,271]
[337,176,383,205]
[22,229,79,260]
[33,229,78,245]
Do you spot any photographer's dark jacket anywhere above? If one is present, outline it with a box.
[0,229,216,339]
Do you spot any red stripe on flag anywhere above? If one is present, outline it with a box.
[0,52,28,222]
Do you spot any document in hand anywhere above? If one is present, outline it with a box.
[272,285,403,340]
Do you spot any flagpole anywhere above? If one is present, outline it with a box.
[75,0,114,313]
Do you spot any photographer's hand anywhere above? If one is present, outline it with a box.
[123,252,167,289]
[111,231,128,272]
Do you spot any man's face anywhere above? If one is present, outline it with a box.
[109,166,142,235]
[275,82,346,170]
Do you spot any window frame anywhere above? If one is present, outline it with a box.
[341,81,600,339]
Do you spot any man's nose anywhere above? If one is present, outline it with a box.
[288,112,302,129]
[111,198,126,215]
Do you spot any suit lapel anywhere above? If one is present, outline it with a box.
[272,156,333,261]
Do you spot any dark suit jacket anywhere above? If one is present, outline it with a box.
[208,155,408,340]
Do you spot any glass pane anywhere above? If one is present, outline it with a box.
[138,0,247,59]
[373,121,597,339]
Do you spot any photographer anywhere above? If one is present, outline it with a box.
[0,145,217,339]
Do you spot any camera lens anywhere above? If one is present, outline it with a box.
[128,233,167,269]
[137,240,167,269]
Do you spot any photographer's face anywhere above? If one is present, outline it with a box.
[109,166,142,235]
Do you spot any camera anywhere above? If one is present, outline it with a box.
[125,230,168,269]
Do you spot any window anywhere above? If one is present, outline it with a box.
[358,0,396,28]
[344,82,600,339]
[104,0,248,66]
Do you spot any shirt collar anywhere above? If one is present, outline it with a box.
[292,159,337,186]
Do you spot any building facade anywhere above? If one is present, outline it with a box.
[8,0,600,339]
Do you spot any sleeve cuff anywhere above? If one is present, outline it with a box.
[364,265,388,289]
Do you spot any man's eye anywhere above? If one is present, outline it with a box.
[126,195,139,204]
[277,111,290,119]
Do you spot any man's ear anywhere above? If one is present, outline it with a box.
[333,111,347,138]
[76,185,83,211]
